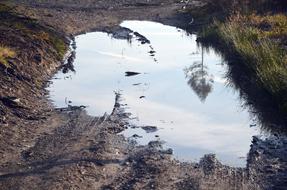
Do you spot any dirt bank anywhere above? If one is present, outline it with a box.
[0,1,286,189]
[0,2,69,166]
[12,0,196,36]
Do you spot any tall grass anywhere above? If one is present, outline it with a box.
[0,46,15,67]
[200,13,287,111]
[218,15,287,95]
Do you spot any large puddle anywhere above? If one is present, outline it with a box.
[48,21,260,167]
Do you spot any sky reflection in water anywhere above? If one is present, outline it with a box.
[48,21,259,167]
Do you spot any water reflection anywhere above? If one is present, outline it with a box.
[199,39,287,134]
[48,21,260,167]
[60,39,77,74]
[184,47,214,102]
[225,57,287,134]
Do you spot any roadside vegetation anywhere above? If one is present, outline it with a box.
[0,3,68,61]
[190,0,287,113]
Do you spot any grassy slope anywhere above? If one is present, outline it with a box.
[0,3,68,62]
[0,1,72,129]
[193,1,287,113]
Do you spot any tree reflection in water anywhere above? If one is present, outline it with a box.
[184,47,214,102]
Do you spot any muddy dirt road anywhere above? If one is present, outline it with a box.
[0,0,286,189]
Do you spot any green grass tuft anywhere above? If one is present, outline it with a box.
[49,36,67,59]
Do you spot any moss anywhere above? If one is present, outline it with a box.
[49,35,67,59]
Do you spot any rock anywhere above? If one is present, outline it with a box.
[160,148,173,155]
[141,126,158,133]
[111,27,133,40]
[33,53,42,63]
[22,150,33,159]
[133,32,150,44]
[148,140,164,148]
[132,134,143,138]
[0,96,23,108]
[252,136,260,144]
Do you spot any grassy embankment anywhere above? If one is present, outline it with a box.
[192,1,287,113]
[0,3,68,67]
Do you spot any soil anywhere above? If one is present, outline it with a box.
[0,0,286,189]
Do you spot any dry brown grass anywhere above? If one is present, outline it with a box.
[0,46,16,67]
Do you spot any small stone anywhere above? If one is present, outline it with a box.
[141,126,158,133]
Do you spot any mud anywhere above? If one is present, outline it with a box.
[0,0,286,189]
